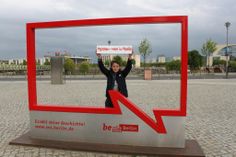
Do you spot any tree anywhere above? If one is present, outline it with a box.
[229,61,236,72]
[201,39,217,67]
[64,58,75,74]
[104,60,110,67]
[188,50,203,71]
[231,56,236,61]
[35,59,40,65]
[131,59,136,66]
[79,61,90,75]
[139,38,152,68]
[112,56,123,66]
[44,58,50,65]
[23,60,27,65]
[166,60,181,72]
[213,58,226,66]
[37,59,41,65]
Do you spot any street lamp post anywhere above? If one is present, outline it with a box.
[225,22,231,79]
[107,40,111,62]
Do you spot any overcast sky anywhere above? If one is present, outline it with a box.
[0,0,235,61]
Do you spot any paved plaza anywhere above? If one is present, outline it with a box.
[0,79,236,157]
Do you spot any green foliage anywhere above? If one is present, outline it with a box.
[141,62,151,67]
[38,59,41,65]
[201,39,217,67]
[138,38,152,68]
[141,62,166,67]
[23,60,27,65]
[122,60,127,66]
[201,39,217,56]
[64,58,75,74]
[104,60,110,67]
[112,56,123,66]
[79,61,90,74]
[188,50,203,70]
[156,62,166,67]
[231,56,236,61]
[213,58,226,66]
[166,60,181,72]
[35,59,40,65]
[131,59,136,66]
[44,58,50,65]
[89,63,98,68]
[229,61,236,70]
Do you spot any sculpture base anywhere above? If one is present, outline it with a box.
[10,132,205,157]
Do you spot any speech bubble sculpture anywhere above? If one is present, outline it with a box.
[26,16,188,148]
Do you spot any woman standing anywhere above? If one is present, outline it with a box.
[96,53,133,107]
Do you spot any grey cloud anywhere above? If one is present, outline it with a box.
[35,24,181,61]
[0,0,236,60]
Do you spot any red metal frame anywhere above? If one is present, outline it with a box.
[27,16,188,133]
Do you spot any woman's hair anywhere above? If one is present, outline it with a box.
[110,60,120,67]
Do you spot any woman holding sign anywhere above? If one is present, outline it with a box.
[96,52,133,108]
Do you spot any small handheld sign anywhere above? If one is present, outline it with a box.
[96,45,133,54]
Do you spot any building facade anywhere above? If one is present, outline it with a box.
[173,56,181,61]
[157,55,166,63]
[209,44,236,66]
[1,55,92,66]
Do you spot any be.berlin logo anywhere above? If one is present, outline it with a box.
[102,123,139,132]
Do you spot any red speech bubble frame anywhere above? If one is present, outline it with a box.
[27,16,188,133]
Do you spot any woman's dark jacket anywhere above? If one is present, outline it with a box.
[98,58,132,98]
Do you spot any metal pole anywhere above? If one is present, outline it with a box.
[225,22,231,79]
[226,24,229,78]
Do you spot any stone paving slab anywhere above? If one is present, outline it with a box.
[0,79,236,156]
